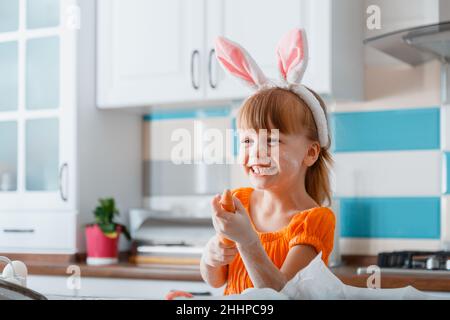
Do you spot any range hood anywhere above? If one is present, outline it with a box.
[364,21,450,104]
[364,21,450,65]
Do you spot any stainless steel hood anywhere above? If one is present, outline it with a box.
[364,21,450,104]
[364,21,450,66]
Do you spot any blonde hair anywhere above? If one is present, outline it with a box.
[237,87,333,206]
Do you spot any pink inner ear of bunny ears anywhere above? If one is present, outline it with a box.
[276,29,308,83]
[215,36,267,88]
[217,51,253,84]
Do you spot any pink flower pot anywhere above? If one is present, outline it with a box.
[85,224,121,265]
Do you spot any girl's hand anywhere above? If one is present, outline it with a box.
[211,194,259,248]
[201,234,238,267]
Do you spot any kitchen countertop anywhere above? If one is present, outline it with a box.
[331,265,450,292]
[25,260,203,282]
[4,253,450,292]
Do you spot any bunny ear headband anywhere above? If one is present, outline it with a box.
[215,29,329,147]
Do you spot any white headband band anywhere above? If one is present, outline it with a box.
[215,29,329,147]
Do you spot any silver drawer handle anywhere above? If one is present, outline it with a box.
[3,229,35,234]
[208,48,217,89]
[59,163,68,202]
[191,49,200,90]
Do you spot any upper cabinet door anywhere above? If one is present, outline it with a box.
[97,0,205,108]
[206,0,307,100]
[206,0,363,102]
[206,0,326,98]
[0,0,76,211]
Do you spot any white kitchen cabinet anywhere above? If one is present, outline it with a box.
[0,0,76,212]
[97,0,364,109]
[0,0,141,254]
[97,0,205,108]
[27,275,225,299]
[0,0,78,254]
[206,0,364,101]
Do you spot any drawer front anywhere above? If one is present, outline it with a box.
[0,212,77,253]
[28,276,225,299]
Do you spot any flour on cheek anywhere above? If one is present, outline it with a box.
[279,150,300,175]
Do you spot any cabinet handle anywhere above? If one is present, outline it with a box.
[191,50,200,90]
[3,229,35,234]
[59,163,68,202]
[208,48,217,89]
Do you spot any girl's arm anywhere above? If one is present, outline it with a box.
[199,260,228,288]
[200,234,237,288]
[211,194,319,291]
[237,242,317,291]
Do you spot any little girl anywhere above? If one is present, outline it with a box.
[200,29,336,296]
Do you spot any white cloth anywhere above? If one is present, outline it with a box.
[191,253,446,300]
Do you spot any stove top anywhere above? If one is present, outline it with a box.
[377,251,450,271]
[355,251,450,277]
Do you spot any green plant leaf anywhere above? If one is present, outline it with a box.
[92,198,130,240]
[94,198,119,224]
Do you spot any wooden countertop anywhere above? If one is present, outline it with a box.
[26,261,203,282]
[3,253,450,292]
[0,253,202,282]
[331,265,450,292]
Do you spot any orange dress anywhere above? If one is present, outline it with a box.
[223,187,336,295]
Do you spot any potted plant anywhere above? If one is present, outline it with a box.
[85,198,130,265]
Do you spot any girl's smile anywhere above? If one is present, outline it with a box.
[249,165,278,176]
[246,153,278,176]
[239,129,314,190]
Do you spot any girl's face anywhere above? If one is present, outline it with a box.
[238,128,319,190]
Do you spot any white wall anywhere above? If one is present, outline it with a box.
[76,0,142,252]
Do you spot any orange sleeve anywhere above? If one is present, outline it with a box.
[288,207,336,265]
